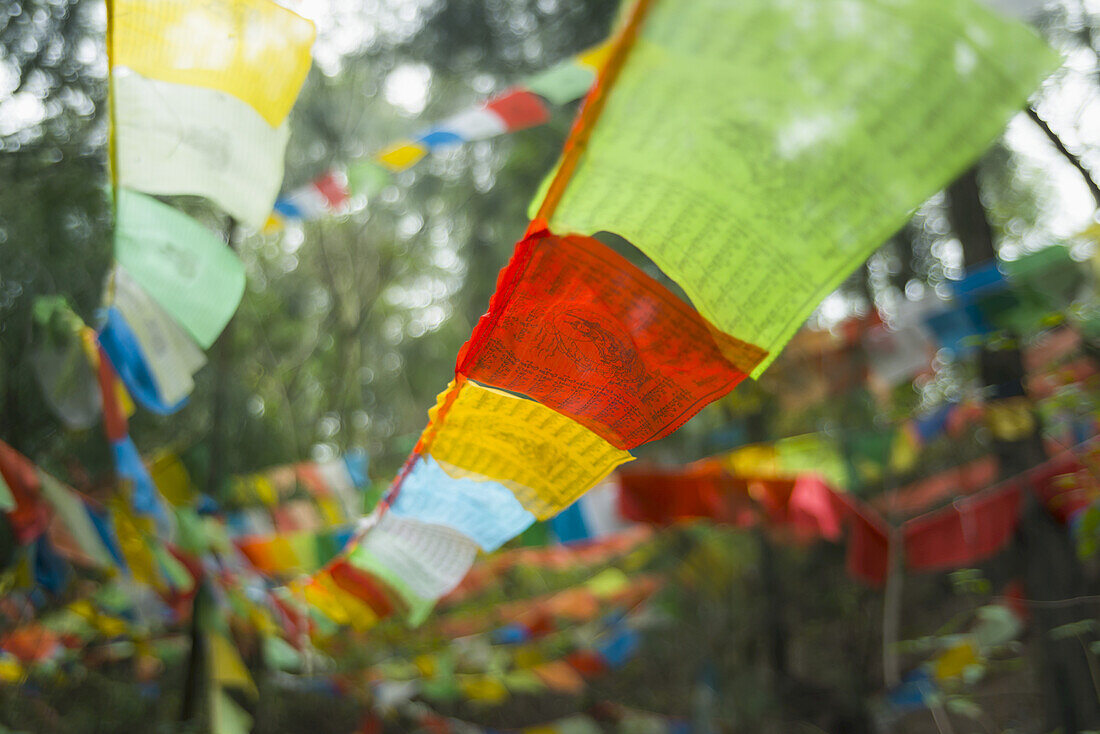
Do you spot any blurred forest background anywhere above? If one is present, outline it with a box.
[5,0,1100,732]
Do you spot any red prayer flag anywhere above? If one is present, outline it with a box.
[787,475,843,540]
[328,558,396,619]
[457,230,765,449]
[483,88,550,130]
[833,493,891,587]
[0,440,50,544]
[904,484,1022,571]
[95,346,128,442]
[618,460,748,524]
[313,171,349,208]
[565,649,608,677]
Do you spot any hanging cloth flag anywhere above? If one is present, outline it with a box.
[28,297,102,430]
[389,455,535,552]
[97,307,189,415]
[456,231,762,449]
[903,483,1022,571]
[0,441,50,543]
[527,43,610,105]
[210,687,254,734]
[37,470,116,569]
[348,514,478,624]
[114,189,245,348]
[110,69,292,229]
[109,266,206,407]
[422,380,633,519]
[530,0,1058,378]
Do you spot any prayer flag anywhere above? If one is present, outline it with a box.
[390,456,535,552]
[112,70,291,229]
[114,189,245,348]
[111,267,206,408]
[356,513,478,602]
[458,231,759,449]
[0,440,50,543]
[424,380,633,519]
[904,484,1022,571]
[534,0,1057,377]
[38,471,116,569]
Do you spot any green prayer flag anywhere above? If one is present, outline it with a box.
[346,160,392,198]
[0,468,13,513]
[534,0,1058,377]
[262,635,302,672]
[210,687,253,734]
[114,188,245,348]
[526,61,596,106]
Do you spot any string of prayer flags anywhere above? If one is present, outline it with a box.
[113,189,245,349]
[93,343,170,532]
[532,0,1058,378]
[273,170,352,221]
[268,41,609,226]
[456,231,761,449]
[422,380,633,519]
[389,456,535,552]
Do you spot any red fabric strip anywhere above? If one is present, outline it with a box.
[903,484,1022,571]
[95,345,128,442]
[617,460,751,525]
[483,88,550,131]
[0,440,50,544]
[313,171,350,208]
[457,232,760,449]
[328,558,396,618]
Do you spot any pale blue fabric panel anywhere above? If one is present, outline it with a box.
[389,456,535,551]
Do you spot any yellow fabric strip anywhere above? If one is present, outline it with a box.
[427,380,633,519]
[109,0,315,127]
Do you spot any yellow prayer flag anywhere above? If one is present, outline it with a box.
[933,639,981,681]
[584,567,630,598]
[427,380,632,519]
[576,42,611,72]
[209,633,258,699]
[107,496,162,589]
[149,452,193,507]
[375,141,428,171]
[313,572,380,632]
[460,675,509,704]
[723,444,779,479]
[294,577,351,627]
[109,0,315,127]
[0,656,24,684]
